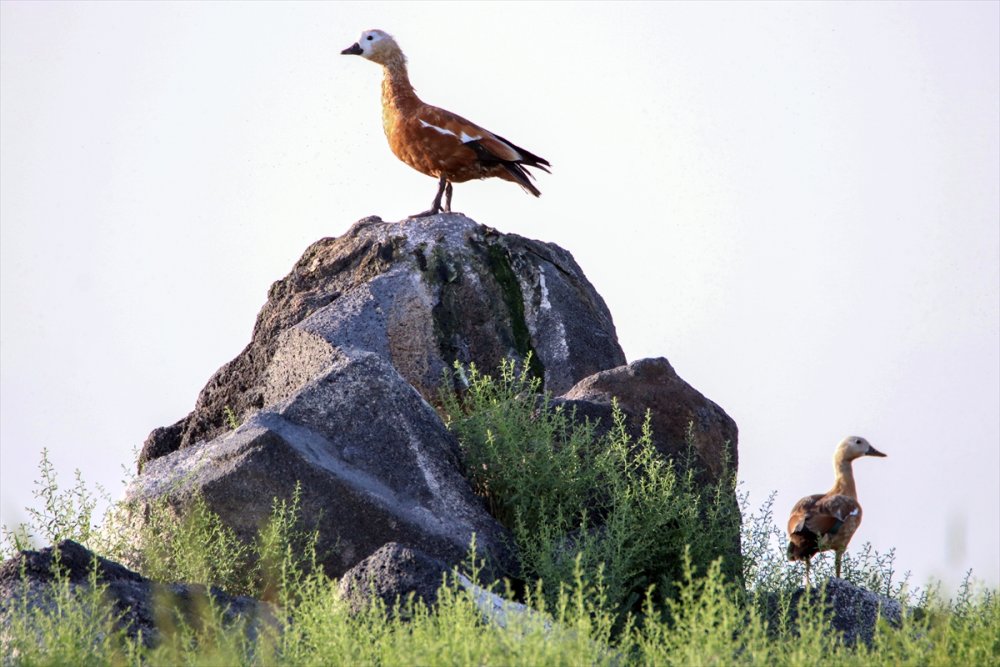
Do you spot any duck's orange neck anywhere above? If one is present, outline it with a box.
[830,458,858,499]
[380,57,420,114]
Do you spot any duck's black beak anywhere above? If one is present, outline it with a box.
[341,43,363,56]
[866,445,887,457]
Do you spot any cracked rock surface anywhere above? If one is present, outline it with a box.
[130,214,628,580]
[141,214,625,467]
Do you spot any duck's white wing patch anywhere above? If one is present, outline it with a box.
[419,118,457,138]
[419,118,481,144]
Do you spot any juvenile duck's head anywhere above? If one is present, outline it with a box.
[834,435,886,464]
[341,29,404,67]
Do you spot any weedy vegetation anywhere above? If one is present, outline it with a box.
[439,358,743,623]
[2,362,997,665]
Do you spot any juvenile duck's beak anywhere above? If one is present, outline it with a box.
[342,43,363,56]
[866,444,887,457]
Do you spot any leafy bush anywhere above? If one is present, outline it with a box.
[440,358,741,619]
[109,484,317,604]
[2,560,134,666]
[1,449,107,556]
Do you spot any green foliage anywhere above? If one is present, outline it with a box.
[1,449,107,556]
[250,484,319,606]
[223,406,241,431]
[440,358,741,618]
[120,483,317,603]
[739,488,916,612]
[6,550,995,665]
[130,493,254,595]
[2,387,998,665]
[439,358,600,531]
[2,554,135,666]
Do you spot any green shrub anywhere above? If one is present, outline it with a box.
[440,358,741,619]
[127,493,254,595]
[1,556,134,666]
[1,449,107,557]
[113,483,317,604]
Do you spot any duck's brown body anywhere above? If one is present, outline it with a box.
[786,436,885,582]
[787,490,863,563]
[343,30,549,216]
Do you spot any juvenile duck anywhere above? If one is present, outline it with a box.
[787,436,886,584]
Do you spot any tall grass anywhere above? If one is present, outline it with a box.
[3,516,995,666]
[2,363,997,665]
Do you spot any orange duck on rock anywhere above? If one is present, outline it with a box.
[787,436,887,585]
[341,29,550,217]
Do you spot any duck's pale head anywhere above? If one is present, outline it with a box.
[341,29,402,66]
[835,435,886,463]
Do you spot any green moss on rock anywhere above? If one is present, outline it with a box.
[485,243,545,383]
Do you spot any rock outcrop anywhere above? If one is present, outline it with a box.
[141,214,626,467]
[126,212,739,592]
[0,540,273,649]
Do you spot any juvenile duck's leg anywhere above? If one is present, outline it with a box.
[835,551,843,578]
[804,558,812,588]
[411,175,448,218]
[444,182,453,212]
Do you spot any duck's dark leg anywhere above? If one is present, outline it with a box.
[410,175,448,218]
[804,557,812,588]
[835,551,843,578]
[444,182,453,212]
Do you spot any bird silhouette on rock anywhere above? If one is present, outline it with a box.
[341,29,550,218]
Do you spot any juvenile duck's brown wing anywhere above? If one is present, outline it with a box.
[809,494,862,550]
[787,493,862,560]
[787,493,823,560]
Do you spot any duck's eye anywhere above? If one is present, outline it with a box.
[366,35,374,41]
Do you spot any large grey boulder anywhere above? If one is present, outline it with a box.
[127,351,515,580]
[0,540,273,650]
[141,214,625,467]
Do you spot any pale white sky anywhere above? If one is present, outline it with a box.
[2,1,997,589]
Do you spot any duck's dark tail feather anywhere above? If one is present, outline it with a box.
[467,136,550,197]
[502,163,542,196]
[493,133,551,172]
[787,529,820,561]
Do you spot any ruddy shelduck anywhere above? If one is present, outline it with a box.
[341,29,550,217]
[787,436,886,585]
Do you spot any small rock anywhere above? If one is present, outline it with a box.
[337,542,451,614]
[559,357,738,483]
[764,577,904,646]
[0,540,274,649]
